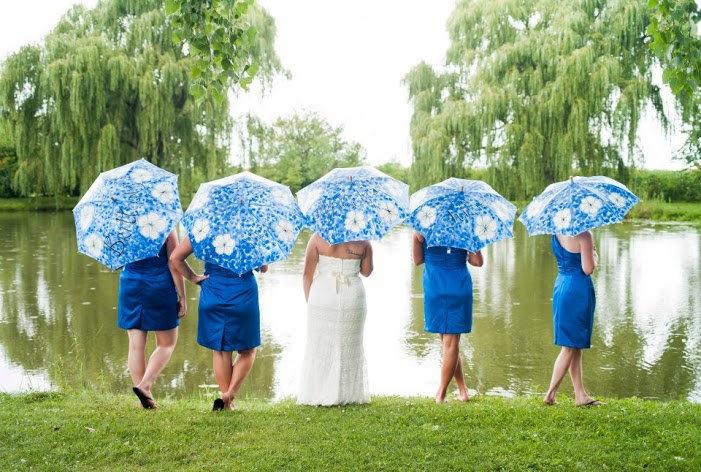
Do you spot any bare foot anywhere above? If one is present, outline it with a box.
[543,391,556,406]
[222,393,236,410]
[435,392,447,404]
[457,389,469,402]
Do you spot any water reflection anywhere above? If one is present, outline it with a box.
[0,212,699,402]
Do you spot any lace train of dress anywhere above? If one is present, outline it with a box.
[298,255,369,405]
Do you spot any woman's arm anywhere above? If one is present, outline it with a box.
[578,231,596,275]
[412,232,425,266]
[302,235,318,301]
[467,250,483,267]
[165,231,187,318]
[169,234,208,285]
[359,241,373,277]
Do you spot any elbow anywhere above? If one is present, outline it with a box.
[361,268,373,277]
[582,266,594,276]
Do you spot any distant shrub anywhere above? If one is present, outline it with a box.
[628,169,701,202]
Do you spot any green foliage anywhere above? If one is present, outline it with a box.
[0,0,280,198]
[1,393,700,470]
[237,112,366,192]
[167,0,284,103]
[0,118,17,197]
[628,168,701,202]
[647,0,701,165]
[377,161,410,187]
[405,0,677,199]
[647,0,701,101]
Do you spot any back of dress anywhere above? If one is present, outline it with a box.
[299,254,369,406]
[307,255,365,313]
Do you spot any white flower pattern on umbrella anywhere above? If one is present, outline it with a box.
[213,234,236,255]
[553,209,572,230]
[192,218,210,243]
[344,211,367,233]
[79,205,95,231]
[138,212,167,239]
[151,182,175,204]
[131,168,153,183]
[85,233,104,258]
[385,180,405,198]
[489,200,513,221]
[527,199,545,217]
[475,215,498,241]
[272,188,292,205]
[518,176,638,236]
[182,172,303,274]
[579,196,602,217]
[188,190,209,211]
[275,220,295,243]
[417,206,437,228]
[378,201,399,223]
[608,192,626,208]
[299,187,322,213]
[73,159,182,269]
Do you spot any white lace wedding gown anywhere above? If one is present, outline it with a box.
[298,255,369,405]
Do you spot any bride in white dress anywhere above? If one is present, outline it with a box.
[298,233,373,405]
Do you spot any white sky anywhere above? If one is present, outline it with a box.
[0,0,688,170]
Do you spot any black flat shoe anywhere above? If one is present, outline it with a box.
[212,398,225,411]
[132,387,156,409]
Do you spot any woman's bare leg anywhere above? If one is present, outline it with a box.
[453,356,469,401]
[544,347,575,405]
[568,349,595,405]
[222,348,257,409]
[135,328,178,398]
[212,351,234,397]
[127,329,147,386]
[437,334,460,403]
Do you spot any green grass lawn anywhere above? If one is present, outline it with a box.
[1,393,699,471]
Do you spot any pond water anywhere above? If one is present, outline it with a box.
[0,212,699,402]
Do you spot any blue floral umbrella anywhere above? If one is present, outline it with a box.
[518,176,639,236]
[296,166,409,244]
[181,171,304,275]
[73,159,183,270]
[408,178,516,252]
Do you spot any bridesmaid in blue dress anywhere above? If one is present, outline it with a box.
[543,231,601,407]
[118,230,186,409]
[412,232,483,404]
[170,235,266,411]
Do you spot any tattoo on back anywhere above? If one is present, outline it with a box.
[346,247,363,258]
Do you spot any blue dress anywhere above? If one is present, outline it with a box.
[197,263,260,352]
[551,236,596,349]
[117,244,179,331]
[422,244,473,334]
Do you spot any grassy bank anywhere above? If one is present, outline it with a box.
[626,200,701,224]
[0,196,79,211]
[1,393,699,471]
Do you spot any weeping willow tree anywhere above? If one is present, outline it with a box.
[405,0,675,199]
[0,0,281,197]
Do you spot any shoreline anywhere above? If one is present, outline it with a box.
[2,392,699,470]
[1,197,699,225]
